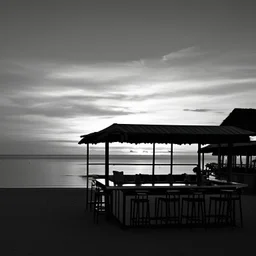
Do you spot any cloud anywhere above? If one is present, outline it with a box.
[1,47,256,153]
[162,46,203,61]
[183,109,213,112]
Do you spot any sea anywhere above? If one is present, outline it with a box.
[0,154,216,188]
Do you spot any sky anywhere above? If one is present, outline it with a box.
[1,0,256,155]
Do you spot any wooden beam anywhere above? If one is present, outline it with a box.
[227,143,233,182]
[152,143,155,182]
[170,143,173,175]
[86,143,89,209]
[240,155,243,168]
[246,152,249,172]
[218,144,221,172]
[105,142,109,186]
[202,152,205,173]
[198,143,201,172]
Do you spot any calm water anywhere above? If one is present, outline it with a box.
[0,154,216,188]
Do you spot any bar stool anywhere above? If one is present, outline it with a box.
[155,190,181,225]
[209,189,243,227]
[93,186,106,224]
[130,190,151,227]
[89,178,97,211]
[181,189,207,227]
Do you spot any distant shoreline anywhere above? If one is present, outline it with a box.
[0,153,200,160]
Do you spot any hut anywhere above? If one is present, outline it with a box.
[78,123,255,205]
[201,108,256,192]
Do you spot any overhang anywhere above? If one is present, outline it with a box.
[78,123,255,145]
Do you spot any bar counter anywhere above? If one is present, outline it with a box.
[95,178,247,227]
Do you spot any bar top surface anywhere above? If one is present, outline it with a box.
[95,178,248,190]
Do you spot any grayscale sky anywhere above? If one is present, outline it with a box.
[1,0,256,154]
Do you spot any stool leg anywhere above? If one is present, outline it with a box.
[239,197,243,227]
[208,199,212,225]
[142,200,145,226]
[173,198,177,224]
[186,199,190,225]
[178,197,181,225]
[180,199,184,224]
[146,201,150,226]
[232,199,236,227]
[130,199,133,226]
[136,201,140,226]
[155,198,158,225]
[191,200,195,225]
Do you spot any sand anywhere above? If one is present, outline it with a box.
[0,188,255,256]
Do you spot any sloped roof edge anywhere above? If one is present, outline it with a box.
[78,123,255,145]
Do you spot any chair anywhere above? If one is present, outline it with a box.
[130,190,151,227]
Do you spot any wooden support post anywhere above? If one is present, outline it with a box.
[198,144,201,171]
[240,155,243,168]
[218,144,221,173]
[170,143,173,175]
[227,143,233,182]
[105,142,109,186]
[86,143,89,209]
[152,143,155,182]
[246,152,249,172]
[202,153,205,173]
[197,143,201,185]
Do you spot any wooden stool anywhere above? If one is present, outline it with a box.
[130,190,151,227]
[155,190,180,225]
[93,186,106,224]
[210,189,243,227]
[181,190,206,227]
[89,178,96,211]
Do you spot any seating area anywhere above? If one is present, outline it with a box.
[88,176,245,229]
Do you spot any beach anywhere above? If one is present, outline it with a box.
[1,188,256,256]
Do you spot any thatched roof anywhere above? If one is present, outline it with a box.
[78,123,255,145]
[200,142,256,155]
[201,108,256,155]
[221,108,256,132]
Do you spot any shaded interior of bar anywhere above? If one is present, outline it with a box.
[79,123,255,228]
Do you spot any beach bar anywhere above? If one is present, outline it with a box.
[78,123,255,228]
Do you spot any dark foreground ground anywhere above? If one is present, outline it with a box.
[0,188,255,256]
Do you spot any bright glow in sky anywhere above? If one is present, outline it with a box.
[1,0,256,154]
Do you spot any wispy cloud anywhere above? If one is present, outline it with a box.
[1,46,256,153]
[183,109,213,112]
[162,46,203,61]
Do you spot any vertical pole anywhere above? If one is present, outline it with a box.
[105,142,109,186]
[227,143,233,182]
[202,152,205,174]
[86,143,89,210]
[197,143,201,185]
[246,152,249,172]
[152,143,155,183]
[170,143,173,175]
[105,141,110,219]
[198,143,201,172]
[218,144,221,173]
[240,155,243,168]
